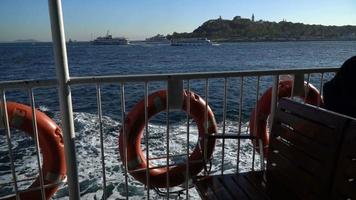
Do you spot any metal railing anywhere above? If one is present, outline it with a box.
[0,0,342,199]
[0,67,338,199]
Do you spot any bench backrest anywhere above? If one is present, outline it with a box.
[332,119,356,199]
[266,98,352,199]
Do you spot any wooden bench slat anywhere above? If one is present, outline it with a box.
[278,99,347,128]
[331,120,356,199]
[267,150,321,197]
[275,109,334,145]
[269,135,326,179]
[331,175,356,199]
[273,124,328,162]
[265,168,308,199]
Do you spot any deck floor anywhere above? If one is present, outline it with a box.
[194,172,270,200]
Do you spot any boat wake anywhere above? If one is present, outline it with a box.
[0,110,260,199]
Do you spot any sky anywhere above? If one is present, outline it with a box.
[0,0,355,42]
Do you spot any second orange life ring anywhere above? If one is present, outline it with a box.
[2,102,66,200]
[249,80,322,157]
[119,90,217,188]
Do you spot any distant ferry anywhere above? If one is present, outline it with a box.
[145,34,170,44]
[92,32,129,45]
[170,37,212,46]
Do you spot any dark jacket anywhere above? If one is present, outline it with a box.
[323,56,356,118]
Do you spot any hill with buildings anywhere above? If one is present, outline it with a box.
[168,15,356,42]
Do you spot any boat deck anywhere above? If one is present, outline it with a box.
[194,172,268,200]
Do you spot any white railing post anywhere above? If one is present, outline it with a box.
[48,0,80,199]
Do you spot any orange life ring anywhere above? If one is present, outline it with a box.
[249,80,322,157]
[119,90,217,188]
[2,102,66,200]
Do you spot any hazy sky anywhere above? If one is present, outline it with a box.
[0,0,355,42]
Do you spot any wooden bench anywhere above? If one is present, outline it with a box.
[194,98,356,200]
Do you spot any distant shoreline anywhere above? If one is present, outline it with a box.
[1,39,356,44]
[212,38,356,43]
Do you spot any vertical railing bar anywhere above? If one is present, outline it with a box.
[252,76,260,171]
[120,83,129,200]
[1,90,20,200]
[204,78,209,175]
[221,78,227,175]
[96,84,107,200]
[318,73,324,107]
[48,0,80,198]
[304,73,311,103]
[28,88,46,200]
[166,83,170,199]
[236,76,244,173]
[144,82,150,199]
[185,80,190,200]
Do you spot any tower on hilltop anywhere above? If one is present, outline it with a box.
[252,14,255,22]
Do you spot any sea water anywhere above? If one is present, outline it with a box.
[0,41,355,199]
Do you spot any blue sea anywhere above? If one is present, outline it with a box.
[0,41,355,199]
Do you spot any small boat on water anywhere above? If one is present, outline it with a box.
[171,37,212,46]
[92,32,129,45]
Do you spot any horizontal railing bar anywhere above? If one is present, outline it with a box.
[208,134,255,139]
[146,130,252,141]
[146,132,187,140]
[148,153,187,161]
[69,67,338,85]
[128,159,205,173]
[0,67,338,89]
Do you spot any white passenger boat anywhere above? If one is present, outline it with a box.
[92,32,129,45]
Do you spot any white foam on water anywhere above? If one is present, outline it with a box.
[0,130,42,192]
[38,105,50,112]
[0,111,262,199]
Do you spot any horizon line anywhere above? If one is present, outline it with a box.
[2,17,356,43]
